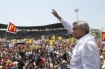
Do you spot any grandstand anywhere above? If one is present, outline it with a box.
[0,23,72,39]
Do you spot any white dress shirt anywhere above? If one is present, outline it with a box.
[60,19,100,69]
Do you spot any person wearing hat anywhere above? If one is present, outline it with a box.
[52,9,100,69]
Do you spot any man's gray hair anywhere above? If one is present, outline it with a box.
[73,21,90,34]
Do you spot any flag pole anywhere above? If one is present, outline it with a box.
[4,29,8,41]
[4,22,9,41]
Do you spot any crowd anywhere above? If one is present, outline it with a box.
[0,37,76,69]
[0,35,104,69]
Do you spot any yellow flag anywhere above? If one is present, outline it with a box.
[49,40,53,46]
[13,39,17,42]
[58,37,62,40]
[29,39,33,44]
[24,38,27,42]
[51,35,55,40]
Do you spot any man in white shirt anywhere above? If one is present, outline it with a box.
[51,9,100,69]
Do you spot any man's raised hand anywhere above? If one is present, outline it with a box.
[52,9,61,20]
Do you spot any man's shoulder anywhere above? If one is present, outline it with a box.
[79,34,95,43]
[77,35,97,49]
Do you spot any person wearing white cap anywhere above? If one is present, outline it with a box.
[51,9,100,69]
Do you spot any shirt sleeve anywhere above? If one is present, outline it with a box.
[59,19,72,33]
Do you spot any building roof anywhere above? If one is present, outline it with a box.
[0,23,64,29]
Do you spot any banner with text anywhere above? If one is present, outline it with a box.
[7,22,17,34]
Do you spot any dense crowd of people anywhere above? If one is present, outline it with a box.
[0,37,75,69]
[0,34,104,69]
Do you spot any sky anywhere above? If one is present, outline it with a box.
[0,0,105,30]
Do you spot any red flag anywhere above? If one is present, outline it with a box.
[7,22,17,33]
[102,32,105,41]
